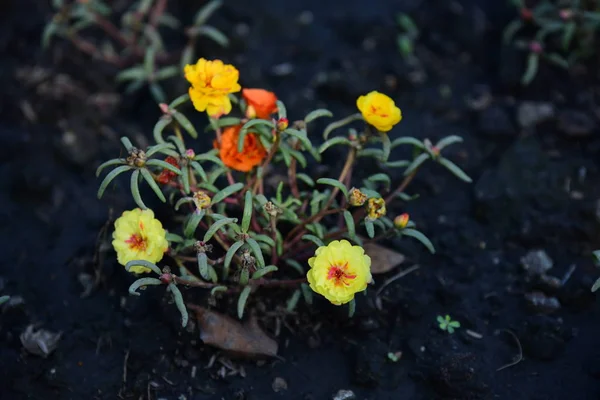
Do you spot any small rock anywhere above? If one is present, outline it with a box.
[477,105,515,136]
[525,291,561,314]
[558,110,596,137]
[270,63,294,77]
[517,102,555,129]
[521,250,553,276]
[20,325,61,358]
[272,377,288,392]
[332,390,356,400]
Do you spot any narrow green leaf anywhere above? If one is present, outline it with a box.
[128,277,163,296]
[203,217,237,242]
[366,173,391,190]
[197,252,210,280]
[276,100,287,119]
[146,159,181,175]
[343,210,356,240]
[146,142,176,158]
[225,241,244,272]
[239,119,275,152]
[167,135,186,153]
[284,128,312,150]
[251,265,278,279]
[190,161,208,181]
[348,298,356,317]
[125,260,162,275]
[96,159,126,177]
[285,259,305,274]
[318,137,352,154]
[194,153,225,166]
[246,238,265,267]
[166,232,184,243]
[302,234,324,247]
[304,108,333,124]
[130,170,147,209]
[289,149,307,168]
[286,289,301,312]
[153,116,172,143]
[168,284,189,327]
[358,148,384,159]
[144,47,155,77]
[97,165,132,199]
[212,182,244,204]
[116,66,146,82]
[194,0,222,26]
[169,93,190,109]
[521,53,539,86]
[239,266,249,285]
[296,173,315,187]
[364,218,375,238]
[405,153,430,175]
[391,137,425,149]
[300,283,313,304]
[503,20,523,44]
[438,158,472,183]
[562,21,576,50]
[172,110,198,139]
[402,228,435,253]
[193,25,229,46]
[42,22,58,49]
[592,278,600,292]
[140,168,166,202]
[211,286,228,296]
[241,191,253,232]
[149,83,166,104]
[181,167,191,194]
[385,160,410,168]
[544,53,569,69]
[184,210,205,237]
[436,135,463,150]
[323,113,363,140]
[380,132,391,162]
[237,286,252,319]
[155,66,179,81]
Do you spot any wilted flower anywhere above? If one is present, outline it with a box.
[242,88,278,119]
[366,198,386,220]
[394,213,409,229]
[112,208,168,273]
[184,58,241,118]
[156,156,180,184]
[214,125,267,172]
[356,91,402,132]
[348,187,368,207]
[193,192,211,210]
[307,240,372,305]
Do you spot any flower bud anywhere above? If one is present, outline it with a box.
[276,118,289,132]
[559,9,573,20]
[193,192,211,210]
[520,8,533,20]
[245,104,257,119]
[366,198,386,220]
[348,188,368,207]
[127,147,147,168]
[529,41,543,54]
[185,149,195,159]
[394,213,409,229]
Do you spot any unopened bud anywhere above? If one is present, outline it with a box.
[394,213,410,229]
[520,8,533,20]
[246,104,257,119]
[348,188,368,207]
[159,103,170,115]
[366,198,386,220]
[276,118,289,131]
[185,148,195,159]
[193,192,211,210]
[529,41,543,54]
[559,9,573,20]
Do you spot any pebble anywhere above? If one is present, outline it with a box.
[272,377,288,392]
[521,250,553,276]
[517,102,555,128]
[332,390,356,400]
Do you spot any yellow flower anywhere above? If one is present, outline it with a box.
[112,208,168,273]
[184,58,241,118]
[348,187,368,207]
[366,198,386,220]
[356,91,402,132]
[193,192,211,210]
[307,240,372,305]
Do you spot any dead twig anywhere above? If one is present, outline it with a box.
[496,329,523,372]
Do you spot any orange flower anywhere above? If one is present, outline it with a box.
[156,156,180,184]
[242,89,278,119]
[214,125,267,172]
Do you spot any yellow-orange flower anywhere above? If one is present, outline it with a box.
[307,240,372,305]
[366,198,386,220]
[184,58,241,117]
[242,88,278,119]
[214,125,267,172]
[112,209,168,273]
[356,91,402,132]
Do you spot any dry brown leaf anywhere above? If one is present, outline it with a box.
[189,304,278,358]
[363,241,406,274]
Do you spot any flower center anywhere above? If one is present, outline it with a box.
[125,234,147,251]
[370,105,388,117]
[327,262,356,287]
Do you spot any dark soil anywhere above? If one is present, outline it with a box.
[2,0,600,399]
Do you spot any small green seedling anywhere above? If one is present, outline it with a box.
[591,250,600,292]
[437,314,460,334]
[0,295,9,306]
[387,351,402,362]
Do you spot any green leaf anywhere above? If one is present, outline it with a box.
[402,228,435,253]
[521,53,539,86]
[189,161,208,182]
[436,135,463,150]
[116,66,147,82]
[194,153,224,167]
[237,286,252,319]
[246,238,265,267]
[366,173,391,190]
[284,128,312,150]
[96,159,126,177]
[239,266,249,285]
[0,295,9,306]
[544,53,569,69]
[224,240,244,274]
[348,298,356,317]
[97,165,132,199]
[144,47,155,77]
[197,252,210,280]
[184,210,205,237]
[155,65,179,81]
[172,110,198,139]
[211,286,228,296]
[146,142,176,158]
[300,283,313,304]
[385,160,410,168]
[166,232,184,243]
[139,168,166,202]
[319,136,352,154]
[438,158,472,183]
[194,0,222,26]
[204,217,237,242]
[592,277,600,292]
[364,218,375,238]
[360,188,381,198]
[150,83,166,104]
[562,21,576,50]
[316,178,348,199]
[251,265,278,279]
[145,159,181,175]
[285,259,305,274]
[169,93,190,109]
[405,153,430,175]
[302,234,324,247]
[503,20,523,44]
[125,260,162,275]
[286,289,301,312]
[380,132,391,162]
[390,137,425,150]
[241,191,253,232]
[130,170,147,209]
[239,119,275,152]
[153,116,172,143]
[343,210,356,240]
[323,113,363,140]
[276,100,287,119]
[304,108,333,124]
[212,182,244,204]
[42,22,58,49]
[296,173,315,187]
[128,277,163,296]
[252,234,275,247]
[168,283,189,327]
